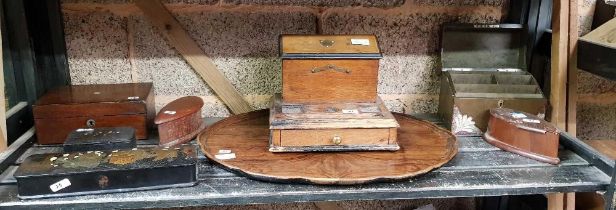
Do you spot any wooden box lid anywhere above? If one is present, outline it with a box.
[269,94,398,130]
[155,96,203,124]
[33,83,153,119]
[441,24,526,72]
[280,35,382,59]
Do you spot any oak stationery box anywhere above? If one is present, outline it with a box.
[33,83,155,144]
[280,34,382,103]
[269,94,399,152]
[438,24,547,136]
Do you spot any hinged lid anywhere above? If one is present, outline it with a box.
[441,24,527,72]
[33,83,153,119]
[155,96,204,124]
[280,35,382,59]
[64,127,136,147]
[35,83,152,106]
[270,94,398,130]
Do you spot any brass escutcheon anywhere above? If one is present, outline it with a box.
[497,100,504,108]
[86,119,96,128]
[332,135,342,145]
[319,39,335,47]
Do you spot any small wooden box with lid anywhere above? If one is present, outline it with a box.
[270,35,399,152]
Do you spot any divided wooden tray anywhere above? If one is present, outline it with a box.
[198,110,457,185]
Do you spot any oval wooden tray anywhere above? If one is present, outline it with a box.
[198,110,457,185]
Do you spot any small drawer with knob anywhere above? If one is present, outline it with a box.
[274,128,395,149]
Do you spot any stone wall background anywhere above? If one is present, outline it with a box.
[60,0,508,117]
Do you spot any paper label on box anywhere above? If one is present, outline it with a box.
[522,119,540,124]
[351,39,370,46]
[215,153,236,160]
[282,105,303,114]
[511,113,527,119]
[218,149,232,154]
[50,178,71,192]
[342,109,359,114]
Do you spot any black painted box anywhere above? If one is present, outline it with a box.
[63,127,137,152]
[14,145,198,199]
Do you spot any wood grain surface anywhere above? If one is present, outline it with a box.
[155,96,203,124]
[269,94,398,130]
[280,35,380,55]
[278,128,391,146]
[282,59,378,103]
[485,108,559,164]
[199,110,457,185]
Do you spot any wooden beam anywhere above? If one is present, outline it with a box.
[566,0,578,136]
[550,0,569,129]
[548,193,565,210]
[135,0,252,114]
[0,9,7,151]
[565,192,575,210]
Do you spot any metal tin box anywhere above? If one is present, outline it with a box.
[14,145,197,199]
[63,127,137,152]
[438,24,547,135]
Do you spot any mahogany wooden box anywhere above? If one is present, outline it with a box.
[33,83,155,144]
[155,96,205,147]
[269,94,399,152]
[438,24,547,136]
[485,108,559,164]
[280,35,382,103]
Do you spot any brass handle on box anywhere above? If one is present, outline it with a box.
[332,135,342,145]
[311,64,351,74]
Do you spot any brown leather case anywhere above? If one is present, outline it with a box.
[155,96,205,147]
[484,108,560,164]
[33,83,155,144]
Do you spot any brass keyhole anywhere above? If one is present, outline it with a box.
[98,175,109,189]
[332,135,342,145]
[86,119,96,128]
[497,100,504,108]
